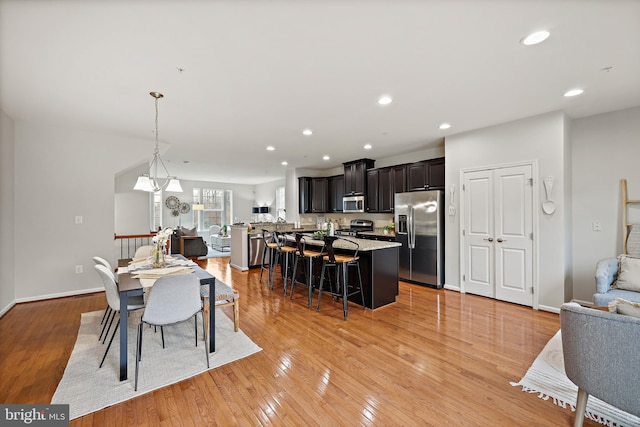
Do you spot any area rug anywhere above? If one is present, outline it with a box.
[52,309,261,420]
[198,246,231,259]
[511,330,640,426]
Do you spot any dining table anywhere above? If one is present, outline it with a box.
[116,257,216,381]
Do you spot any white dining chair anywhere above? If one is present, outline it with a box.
[134,273,209,391]
[94,264,145,370]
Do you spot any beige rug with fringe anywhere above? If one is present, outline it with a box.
[52,309,261,420]
[511,330,640,426]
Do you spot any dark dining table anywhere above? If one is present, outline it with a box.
[117,260,216,381]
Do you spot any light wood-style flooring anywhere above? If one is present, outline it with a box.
[0,257,599,426]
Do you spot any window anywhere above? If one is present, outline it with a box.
[151,192,162,231]
[275,186,285,220]
[193,187,233,230]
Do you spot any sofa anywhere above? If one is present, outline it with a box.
[593,255,640,306]
[170,227,208,259]
[560,302,640,427]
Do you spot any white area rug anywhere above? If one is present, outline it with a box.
[199,246,231,259]
[511,331,640,426]
[52,309,261,420]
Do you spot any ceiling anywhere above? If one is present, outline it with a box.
[1,0,639,185]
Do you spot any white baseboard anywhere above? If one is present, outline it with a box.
[0,300,16,318]
[15,287,104,304]
[444,283,460,292]
[537,304,560,314]
[229,263,248,272]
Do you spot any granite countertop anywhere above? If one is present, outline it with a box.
[286,233,400,251]
[358,229,396,238]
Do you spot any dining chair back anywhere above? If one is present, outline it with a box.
[134,245,154,259]
[94,264,145,370]
[93,256,116,326]
[134,273,209,391]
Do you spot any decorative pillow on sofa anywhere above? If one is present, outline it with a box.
[608,297,640,318]
[613,254,640,292]
[182,227,198,237]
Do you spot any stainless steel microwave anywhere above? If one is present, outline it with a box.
[343,195,366,213]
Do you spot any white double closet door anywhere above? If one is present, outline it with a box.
[462,164,534,307]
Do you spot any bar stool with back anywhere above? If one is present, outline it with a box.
[289,233,327,307]
[259,229,278,287]
[271,231,297,295]
[316,235,366,320]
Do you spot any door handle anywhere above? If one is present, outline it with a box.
[497,238,506,243]
[483,237,494,242]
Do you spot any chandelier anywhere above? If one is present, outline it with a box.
[133,92,183,193]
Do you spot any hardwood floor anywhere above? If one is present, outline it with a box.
[0,257,599,426]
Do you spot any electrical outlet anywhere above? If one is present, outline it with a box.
[448,205,456,216]
[592,221,602,232]
[75,265,83,274]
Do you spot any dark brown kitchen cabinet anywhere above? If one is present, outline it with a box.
[327,175,344,212]
[311,177,328,213]
[407,158,445,191]
[392,165,407,194]
[378,167,392,212]
[344,159,375,196]
[366,170,379,212]
[298,177,312,213]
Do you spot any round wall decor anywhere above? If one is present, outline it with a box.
[165,196,180,209]
[179,202,191,214]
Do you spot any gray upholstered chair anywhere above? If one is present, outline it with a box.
[560,302,640,427]
[134,273,209,391]
[593,257,640,306]
[94,264,145,369]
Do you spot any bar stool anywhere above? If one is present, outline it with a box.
[259,229,278,287]
[316,235,365,320]
[271,231,297,295]
[289,233,326,307]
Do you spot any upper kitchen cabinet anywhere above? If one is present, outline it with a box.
[299,177,312,213]
[328,175,344,213]
[371,165,406,213]
[344,159,375,196]
[311,177,328,213]
[366,169,379,212]
[407,158,445,191]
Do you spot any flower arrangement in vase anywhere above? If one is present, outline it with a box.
[151,227,173,268]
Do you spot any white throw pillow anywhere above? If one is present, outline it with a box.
[609,297,640,318]
[613,254,640,292]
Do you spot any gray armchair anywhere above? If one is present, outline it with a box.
[593,257,640,306]
[560,302,640,427]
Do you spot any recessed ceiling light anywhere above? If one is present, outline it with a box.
[364,144,372,150]
[266,146,275,151]
[302,129,313,136]
[521,30,550,46]
[281,161,288,166]
[378,95,392,105]
[322,155,330,161]
[564,88,584,97]
[439,123,451,130]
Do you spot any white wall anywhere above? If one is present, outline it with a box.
[254,178,285,222]
[13,122,151,300]
[571,107,640,303]
[445,111,570,311]
[0,110,16,315]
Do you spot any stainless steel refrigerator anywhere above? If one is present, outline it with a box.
[394,191,444,288]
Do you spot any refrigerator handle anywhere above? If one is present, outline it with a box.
[409,205,415,249]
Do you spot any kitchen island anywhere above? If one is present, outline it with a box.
[287,234,401,309]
